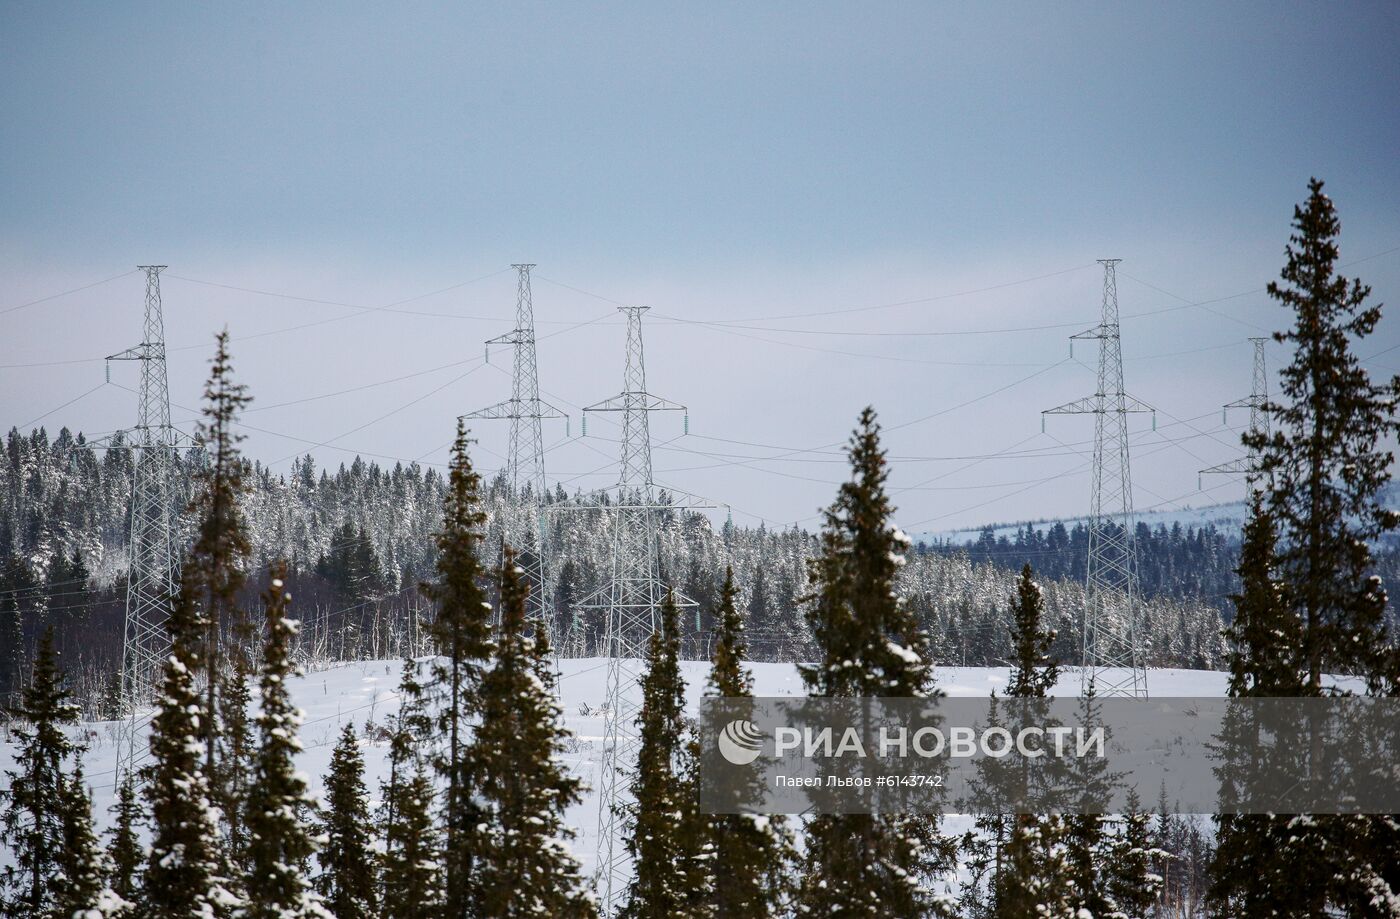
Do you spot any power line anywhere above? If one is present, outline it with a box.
[163,267,515,321]
[900,402,1212,533]
[660,318,1061,367]
[245,356,486,414]
[264,360,493,466]
[14,383,111,430]
[657,263,1099,323]
[684,409,1229,462]
[0,270,139,317]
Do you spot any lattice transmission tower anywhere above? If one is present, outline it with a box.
[463,264,567,634]
[578,305,695,915]
[1199,337,1269,487]
[106,266,185,771]
[1043,259,1154,698]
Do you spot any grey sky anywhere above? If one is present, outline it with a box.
[3,2,1398,533]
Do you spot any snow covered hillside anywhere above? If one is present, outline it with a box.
[2,656,1272,881]
[918,481,1400,547]
[920,500,1251,546]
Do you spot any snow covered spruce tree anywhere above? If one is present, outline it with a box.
[219,652,255,868]
[419,420,495,916]
[1208,495,1312,915]
[243,563,329,919]
[186,331,253,836]
[1061,681,1130,918]
[956,694,1007,919]
[106,772,143,905]
[142,582,240,917]
[55,760,128,919]
[986,565,1077,919]
[796,407,953,918]
[472,547,593,918]
[1104,789,1163,919]
[382,762,440,919]
[0,629,83,917]
[620,589,707,918]
[1220,495,1301,698]
[380,658,442,919]
[0,586,22,702]
[1249,178,1400,694]
[1005,565,1058,700]
[703,565,791,917]
[316,724,377,919]
[1208,178,1400,916]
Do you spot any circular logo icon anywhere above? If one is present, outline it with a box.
[718,719,764,766]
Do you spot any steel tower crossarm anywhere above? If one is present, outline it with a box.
[463,397,569,422]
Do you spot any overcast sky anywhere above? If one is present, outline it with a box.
[3,2,1398,534]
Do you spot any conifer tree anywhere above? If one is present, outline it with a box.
[219,577,259,868]
[746,564,771,631]
[473,548,593,918]
[141,579,239,919]
[1105,790,1163,919]
[960,690,1016,917]
[243,563,329,919]
[1210,179,1400,915]
[1006,564,1058,699]
[620,590,696,919]
[380,764,440,919]
[106,772,143,904]
[0,629,81,918]
[186,331,252,810]
[1209,495,1313,915]
[992,818,1076,919]
[799,408,932,699]
[55,760,129,918]
[958,695,1005,919]
[316,724,377,919]
[703,565,790,917]
[419,420,494,915]
[1249,178,1400,692]
[217,654,254,867]
[988,565,1077,917]
[797,408,952,918]
[0,589,22,702]
[380,659,441,919]
[675,735,717,918]
[380,658,431,842]
[1061,682,1121,918]
[1222,495,1302,699]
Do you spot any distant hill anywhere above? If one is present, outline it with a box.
[917,482,1400,548]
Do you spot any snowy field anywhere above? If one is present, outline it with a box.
[0,656,1281,882]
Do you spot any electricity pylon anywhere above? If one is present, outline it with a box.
[106,266,184,773]
[1043,259,1153,698]
[1199,337,1269,487]
[578,305,694,915]
[463,264,567,634]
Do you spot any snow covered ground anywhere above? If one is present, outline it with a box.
[1,656,1269,881]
